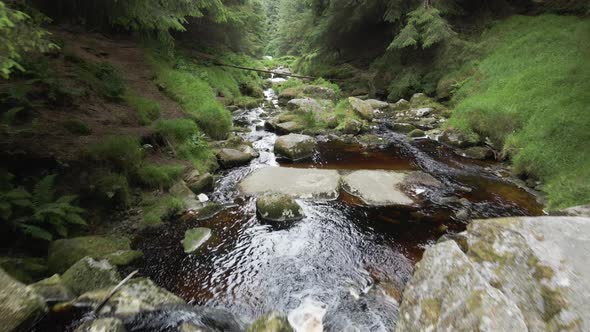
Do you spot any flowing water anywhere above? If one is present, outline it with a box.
[37,86,543,331]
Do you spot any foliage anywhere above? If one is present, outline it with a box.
[389,6,456,50]
[62,119,91,135]
[85,136,143,175]
[137,163,185,190]
[73,58,126,100]
[124,93,161,125]
[0,0,58,78]
[0,173,86,241]
[447,15,590,208]
[88,171,131,207]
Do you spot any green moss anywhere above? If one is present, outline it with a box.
[541,285,567,322]
[447,15,590,208]
[420,298,441,324]
[137,163,185,189]
[85,136,143,175]
[62,120,91,136]
[124,93,161,125]
[89,171,131,207]
[140,192,185,229]
[47,236,132,273]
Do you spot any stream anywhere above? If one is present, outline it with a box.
[37,85,543,331]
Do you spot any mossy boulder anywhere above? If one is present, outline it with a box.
[390,99,410,111]
[408,129,426,138]
[274,134,317,161]
[275,121,305,135]
[337,118,364,135]
[48,236,136,274]
[256,194,305,222]
[365,99,389,110]
[0,267,47,331]
[302,85,337,100]
[409,93,432,107]
[440,129,479,148]
[75,318,126,332]
[30,274,74,303]
[62,257,121,296]
[247,312,293,332]
[0,256,47,284]
[182,228,212,254]
[348,97,374,121]
[184,170,214,194]
[456,146,494,160]
[217,148,254,169]
[278,88,303,106]
[390,123,416,134]
[286,98,322,113]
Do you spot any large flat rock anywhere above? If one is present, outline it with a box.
[342,170,414,206]
[239,167,340,200]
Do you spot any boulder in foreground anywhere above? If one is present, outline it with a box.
[342,170,414,206]
[0,268,47,331]
[274,134,317,161]
[256,194,305,222]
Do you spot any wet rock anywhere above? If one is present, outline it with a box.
[278,88,303,106]
[248,312,293,332]
[288,298,327,332]
[217,148,254,169]
[348,97,374,121]
[398,216,590,331]
[240,145,260,158]
[275,121,305,135]
[337,118,363,135]
[389,122,416,134]
[412,107,433,117]
[239,167,340,200]
[256,194,305,222]
[182,228,212,254]
[62,257,121,296]
[440,130,477,148]
[553,205,590,217]
[75,318,126,332]
[184,170,214,194]
[0,267,47,331]
[287,98,321,113]
[170,180,205,210]
[390,99,410,111]
[408,129,426,138]
[396,241,528,332]
[403,171,443,189]
[302,85,337,100]
[48,236,134,274]
[77,278,185,316]
[454,208,470,221]
[456,146,494,160]
[365,99,389,110]
[105,250,144,266]
[178,322,211,332]
[274,134,316,161]
[30,274,74,303]
[342,170,414,206]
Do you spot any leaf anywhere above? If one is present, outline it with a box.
[64,213,86,226]
[33,174,56,206]
[18,224,53,241]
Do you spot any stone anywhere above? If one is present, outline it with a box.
[554,205,590,217]
[239,167,340,200]
[288,298,326,332]
[278,88,303,106]
[0,268,47,331]
[337,118,363,135]
[217,148,254,169]
[274,134,316,161]
[30,274,74,303]
[403,171,444,188]
[256,194,305,222]
[408,129,425,138]
[182,228,212,254]
[396,241,528,332]
[456,146,494,160]
[197,193,209,203]
[104,250,143,266]
[77,278,185,317]
[397,216,590,331]
[365,99,390,110]
[62,257,121,296]
[287,98,321,112]
[248,312,293,332]
[178,322,210,332]
[48,236,133,274]
[440,130,477,148]
[75,318,126,332]
[170,180,204,211]
[348,97,374,121]
[184,170,214,194]
[275,121,305,135]
[302,85,337,100]
[341,170,414,206]
[390,99,410,111]
[412,107,433,117]
[409,93,431,106]
[390,123,416,134]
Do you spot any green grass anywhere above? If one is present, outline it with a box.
[71,57,126,100]
[85,136,143,175]
[124,93,161,125]
[154,119,217,172]
[447,15,590,208]
[137,163,185,189]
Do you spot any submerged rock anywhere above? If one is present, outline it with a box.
[248,312,293,332]
[0,268,47,331]
[239,167,340,200]
[77,278,185,316]
[256,194,305,222]
[217,148,254,169]
[48,236,134,274]
[397,216,590,331]
[62,257,121,296]
[348,97,374,121]
[342,170,414,206]
[182,228,212,254]
[30,274,74,303]
[75,318,126,332]
[274,134,317,161]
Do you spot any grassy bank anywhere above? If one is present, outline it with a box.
[446,15,590,208]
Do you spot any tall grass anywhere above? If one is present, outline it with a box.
[448,15,590,208]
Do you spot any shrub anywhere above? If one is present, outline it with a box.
[62,120,91,135]
[137,164,185,189]
[124,93,160,125]
[85,136,143,175]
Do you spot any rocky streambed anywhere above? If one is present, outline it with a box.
[8,79,588,332]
